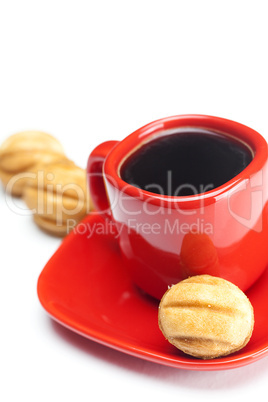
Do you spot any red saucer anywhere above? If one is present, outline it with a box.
[37,213,268,370]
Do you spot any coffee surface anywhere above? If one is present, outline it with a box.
[121,130,252,196]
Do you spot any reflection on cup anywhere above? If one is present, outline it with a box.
[180,231,220,278]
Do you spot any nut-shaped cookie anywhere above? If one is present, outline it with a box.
[23,160,92,236]
[0,130,66,196]
[158,275,254,359]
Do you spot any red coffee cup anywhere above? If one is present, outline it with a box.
[87,115,268,300]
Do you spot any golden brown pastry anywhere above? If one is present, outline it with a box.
[0,130,66,196]
[23,159,92,236]
[33,215,69,237]
[158,275,254,359]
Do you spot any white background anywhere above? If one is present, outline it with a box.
[1,1,268,401]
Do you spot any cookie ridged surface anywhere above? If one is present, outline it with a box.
[0,130,66,196]
[23,160,91,236]
[158,275,254,359]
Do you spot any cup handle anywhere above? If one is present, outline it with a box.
[87,141,119,218]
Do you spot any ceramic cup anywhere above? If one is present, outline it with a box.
[87,115,268,300]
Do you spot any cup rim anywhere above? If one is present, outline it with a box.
[103,114,268,209]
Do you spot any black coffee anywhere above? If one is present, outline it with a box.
[121,129,253,196]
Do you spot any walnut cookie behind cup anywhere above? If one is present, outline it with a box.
[0,130,67,196]
[23,159,93,237]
